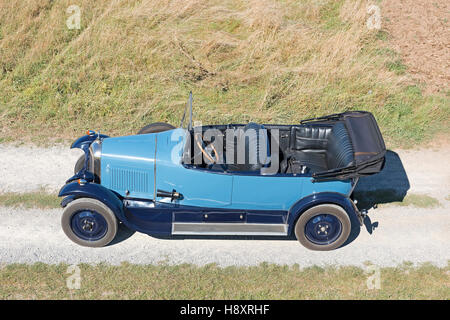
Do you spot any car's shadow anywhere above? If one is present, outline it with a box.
[343,150,410,246]
[108,223,136,246]
[111,150,410,247]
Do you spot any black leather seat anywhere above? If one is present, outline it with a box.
[326,122,354,169]
[225,122,269,172]
[284,151,328,173]
[281,122,354,174]
[290,125,332,150]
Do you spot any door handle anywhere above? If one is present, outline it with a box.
[156,189,183,201]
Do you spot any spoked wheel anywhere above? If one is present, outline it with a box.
[294,204,351,251]
[61,198,118,247]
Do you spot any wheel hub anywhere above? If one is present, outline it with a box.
[71,210,108,241]
[318,224,329,234]
[82,219,95,231]
[305,214,343,245]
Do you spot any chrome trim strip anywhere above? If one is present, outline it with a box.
[172,223,288,236]
[89,140,102,178]
[123,199,155,208]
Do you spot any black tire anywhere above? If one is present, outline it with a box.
[138,122,175,134]
[294,204,351,251]
[74,155,100,182]
[74,155,85,174]
[61,198,118,247]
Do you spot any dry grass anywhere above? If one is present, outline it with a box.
[0,0,448,146]
[0,190,60,209]
[0,262,449,299]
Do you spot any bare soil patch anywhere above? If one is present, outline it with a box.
[382,0,449,94]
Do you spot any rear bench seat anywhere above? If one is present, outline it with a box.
[281,122,354,174]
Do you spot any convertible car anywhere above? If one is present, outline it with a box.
[59,93,386,250]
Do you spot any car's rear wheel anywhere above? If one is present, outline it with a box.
[138,122,175,134]
[61,198,118,247]
[294,204,351,251]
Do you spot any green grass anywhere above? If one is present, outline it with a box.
[0,0,448,146]
[354,191,441,209]
[319,0,348,31]
[386,60,407,75]
[0,191,60,209]
[0,262,448,299]
[389,193,441,208]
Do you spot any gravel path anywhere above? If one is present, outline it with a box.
[0,205,448,267]
[0,144,82,193]
[0,144,448,198]
[0,143,448,267]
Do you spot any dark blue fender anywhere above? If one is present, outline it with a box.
[71,133,109,149]
[68,133,109,183]
[58,182,126,223]
[287,192,359,235]
[59,182,172,235]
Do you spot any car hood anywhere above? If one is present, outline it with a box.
[101,128,187,164]
[99,128,187,198]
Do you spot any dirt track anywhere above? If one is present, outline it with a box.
[0,144,448,267]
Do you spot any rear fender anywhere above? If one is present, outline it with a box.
[287,192,358,235]
[58,182,125,222]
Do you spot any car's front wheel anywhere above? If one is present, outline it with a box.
[294,204,351,251]
[61,198,118,247]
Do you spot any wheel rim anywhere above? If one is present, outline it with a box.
[71,210,108,241]
[304,214,343,245]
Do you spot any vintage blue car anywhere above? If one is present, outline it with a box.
[59,94,386,250]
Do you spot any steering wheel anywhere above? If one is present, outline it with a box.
[194,132,219,164]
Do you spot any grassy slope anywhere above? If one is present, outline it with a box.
[0,0,448,146]
[0,263,448,299]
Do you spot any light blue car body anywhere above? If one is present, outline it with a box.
[100,128,353,211]
[59,109,387,247]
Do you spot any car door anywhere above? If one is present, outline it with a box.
[231,175,302,211]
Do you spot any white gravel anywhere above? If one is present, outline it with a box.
[0,205,448,267]
[0,144,82,193]
[0,143,448,267]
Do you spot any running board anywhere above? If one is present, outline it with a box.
[172,222,288,236]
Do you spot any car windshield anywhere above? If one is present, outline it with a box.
[180,92,193,130]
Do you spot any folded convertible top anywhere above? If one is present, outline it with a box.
[301,111,386,181]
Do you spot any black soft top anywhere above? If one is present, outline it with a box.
[301,111,386,180]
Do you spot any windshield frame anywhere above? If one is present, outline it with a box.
[180,91,193,130]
